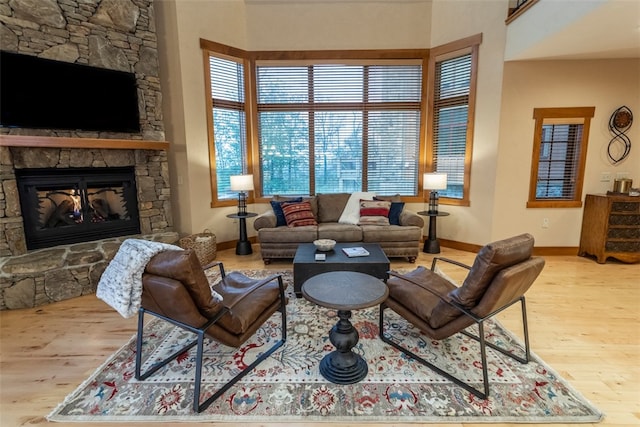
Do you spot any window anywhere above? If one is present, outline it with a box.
[426,35,481,205]
[203,51,250,206]
[527,107,595,208]
[201,38,480,204]
[256,62,423,196]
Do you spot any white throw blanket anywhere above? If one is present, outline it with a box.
[96,239,182,318]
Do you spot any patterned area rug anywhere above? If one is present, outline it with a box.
[48,269,602,423]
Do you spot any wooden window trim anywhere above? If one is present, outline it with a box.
[249,49,430,203]
[425,34,481,207]
[202,44,254,208]
[526,106,595,208]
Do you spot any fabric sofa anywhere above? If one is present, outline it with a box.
[253,192,424,264]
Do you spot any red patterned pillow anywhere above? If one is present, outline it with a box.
[281,201,318,227]
[358,199,390,225]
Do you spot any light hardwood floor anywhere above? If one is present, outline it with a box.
[1,245,638,427]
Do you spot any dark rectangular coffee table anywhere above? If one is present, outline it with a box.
[293,243,390,297]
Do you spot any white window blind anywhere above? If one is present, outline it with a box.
[256,62,422,196]
[208,55,248,200]
[432,53,471,199]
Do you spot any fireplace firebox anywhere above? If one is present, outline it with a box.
[16,167,140,250]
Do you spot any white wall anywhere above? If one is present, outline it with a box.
[494,58,640,246]
[245,0,431,50]
[155,0,249,243]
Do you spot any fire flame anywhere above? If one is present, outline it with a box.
[71,190,82,221]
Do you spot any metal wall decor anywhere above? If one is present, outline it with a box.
[607,105,632,164]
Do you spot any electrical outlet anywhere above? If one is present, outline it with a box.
[600,172,612,182]
[542,218,549,228]
[616,172,629,179]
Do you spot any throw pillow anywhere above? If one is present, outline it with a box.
[374,196,404,225]
[281,201,318,227]
[270,197,302,227]
[358,199,390,225]
[338,192,376,224]
[388,202,405,225]
[360,199,390,217]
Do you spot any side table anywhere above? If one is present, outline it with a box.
[226,212,257,255]
[302,271,388,384]
[417,210,450,254]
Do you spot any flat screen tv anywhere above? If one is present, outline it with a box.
[0,50,141,133]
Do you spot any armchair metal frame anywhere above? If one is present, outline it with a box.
[379,256,531,400]
[135,262,287,413]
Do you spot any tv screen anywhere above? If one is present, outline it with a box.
[0,51,141,133]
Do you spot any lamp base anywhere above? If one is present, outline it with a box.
[428,190,439,214]
[423,238,441,254]
[237,192,247,215]
[236,240,253,255]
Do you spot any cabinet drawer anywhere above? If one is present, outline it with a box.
[605,241,640,252]
[608,228,640,239]
[609,214,640,226]
[611,202,640,213]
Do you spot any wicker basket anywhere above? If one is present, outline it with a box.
[179,229,217,265]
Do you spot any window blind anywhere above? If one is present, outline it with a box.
[536,122,583,199]
[256,63,422,196]
[208,55,247,200]
[432,53,471,199]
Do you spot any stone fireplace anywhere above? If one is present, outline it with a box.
[0,141,177,310]
[0,0,177,310]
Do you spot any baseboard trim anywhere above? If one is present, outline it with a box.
[438,239,482,253]
[216,236,258,252]
[438,238,579,256]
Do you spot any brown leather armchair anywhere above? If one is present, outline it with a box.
[134,249,287,412]
[379,233,545,399]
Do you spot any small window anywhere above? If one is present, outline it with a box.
[527,107,595,208]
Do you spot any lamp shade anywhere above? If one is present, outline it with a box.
[423,172,447,190]
[230,174,254,192]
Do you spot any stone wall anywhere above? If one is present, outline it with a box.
[0,231,178,310]
[0,145,174,256]
[0,0,164,141]
[0,0,175,310]
[0,145,177,310]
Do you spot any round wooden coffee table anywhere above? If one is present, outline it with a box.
[302,271,388,384]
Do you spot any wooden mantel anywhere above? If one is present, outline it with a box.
[0,134,169,150]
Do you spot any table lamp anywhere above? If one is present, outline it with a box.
[423,172,447,214]
[230,174,254,215]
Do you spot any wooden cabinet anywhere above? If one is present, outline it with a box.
[578,194,640,263]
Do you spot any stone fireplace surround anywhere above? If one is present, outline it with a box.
[0,136,177,310]
[0,0,178,310]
